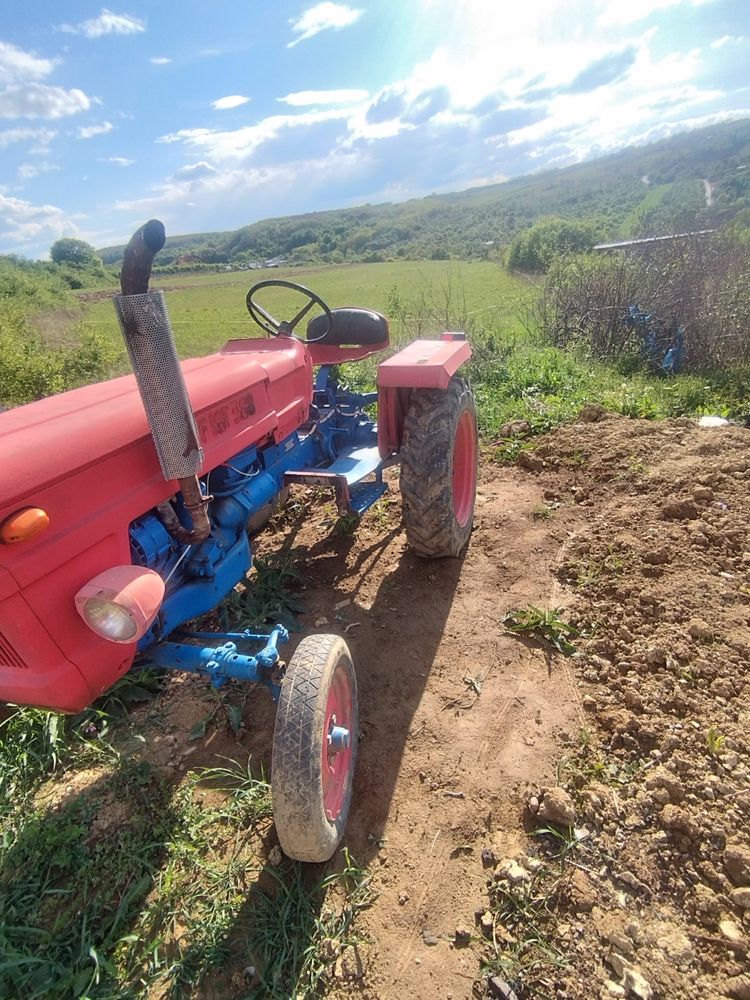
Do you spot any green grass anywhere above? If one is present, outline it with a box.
[0,697,370,999]
[79,259,523,364]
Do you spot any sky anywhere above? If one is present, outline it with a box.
[1,0,748,258]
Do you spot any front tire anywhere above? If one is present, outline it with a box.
[400,376,478,558]
[271,634,358,862]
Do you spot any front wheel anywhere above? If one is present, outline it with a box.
[400,376,478,558]
[271,634,358,862]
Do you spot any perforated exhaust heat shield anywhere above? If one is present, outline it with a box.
[113,289,203,480]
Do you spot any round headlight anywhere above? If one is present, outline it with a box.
[75,566,165,644]
[82,597,139,642]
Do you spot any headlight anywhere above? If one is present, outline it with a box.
[81,597,139,642]
[75,566,165,644]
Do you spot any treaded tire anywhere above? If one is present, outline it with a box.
[271,633,358,862]
[400,376,478,558]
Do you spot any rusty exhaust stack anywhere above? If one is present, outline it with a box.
[114,220,210,543]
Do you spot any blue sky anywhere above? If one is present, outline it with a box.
[1,0,748,258]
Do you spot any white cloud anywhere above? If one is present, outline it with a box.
[77,120,114,138]
[0,126,57,149]
[0,84,90,119]
[710,34,743,49]
[287,2,363,47]
[0,41,57,85]
[159,108,350,160]
[172,161,219,180]
[17,161,59,180]
[0,192,72,247]
[60,9,146,38]
[596,0,715,26]
[99,155,134,166]
[212,95,251,110]
[150,56,171,65]
[278,88,368,106]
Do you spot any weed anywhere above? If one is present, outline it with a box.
[531,504,554,520]
[482,868,569,1000]
[244,849,374,999]
[221,551,304,630]
[570,546,624,589]
[706,725,726,758]
[503,606,579,656]
[332,512,361,538]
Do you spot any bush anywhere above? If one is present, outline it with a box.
[534,227,750,372]
[508,217,599,272]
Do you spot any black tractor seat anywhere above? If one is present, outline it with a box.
[306,307,389,347]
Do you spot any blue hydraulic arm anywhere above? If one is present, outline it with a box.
[147,626,289,699]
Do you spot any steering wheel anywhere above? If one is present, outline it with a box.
[245,279,333,342]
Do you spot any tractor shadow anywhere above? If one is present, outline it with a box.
[284,512,467,866]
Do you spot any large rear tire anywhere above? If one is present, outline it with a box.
[400,376,478,558]
[271,634,358,862]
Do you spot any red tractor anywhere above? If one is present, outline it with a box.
[0,221,477,861]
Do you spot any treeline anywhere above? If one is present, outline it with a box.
[98,118,750,269]
[0,254,114,407]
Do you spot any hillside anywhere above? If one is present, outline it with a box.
[99,118,750,268]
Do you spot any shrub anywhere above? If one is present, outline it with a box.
[508,218,599,272]
[534,227,750,372]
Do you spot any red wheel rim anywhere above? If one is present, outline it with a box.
[452,408,477,527]
[322,663,353,822]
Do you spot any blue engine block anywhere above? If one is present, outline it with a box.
[128,367,386,692]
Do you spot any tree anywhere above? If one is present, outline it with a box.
[508,217,599,272]
[49,238,100,268]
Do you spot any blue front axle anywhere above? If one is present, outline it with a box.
[147,625,289,699]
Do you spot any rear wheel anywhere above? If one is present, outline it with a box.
[400,376,477,558]
[271,634,358,862]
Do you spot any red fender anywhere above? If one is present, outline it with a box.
[376,333,471,457]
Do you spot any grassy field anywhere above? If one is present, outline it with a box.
[75,259,749,440]
[81,259,525,361]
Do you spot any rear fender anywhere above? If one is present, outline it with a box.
[376,333,471,457]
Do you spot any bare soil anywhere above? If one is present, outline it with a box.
[127,413,750,999]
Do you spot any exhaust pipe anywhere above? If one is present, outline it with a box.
[114,220,210,543]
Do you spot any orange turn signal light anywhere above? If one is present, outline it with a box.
[0,507,50,544]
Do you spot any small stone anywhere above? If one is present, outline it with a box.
[398,891,409,905]
[693,485,714,502]
[662,499,697,520]
[602,981,626,998]
[724,844,750,887]
[643,547,671,565]
[518,451,544,472]
[688,618,714,641]
[499,419,532,439]
[578,402,606,423]
[528,795,540,814]
[422,930,439,946]
[268,845,283,866]
[731,887,750,910]
[720,919,744,943]
[482,847,497,868]
[659,804,699,839]
[726,974,750,1000]
[318,937,341,962]
[582,695,597,711]
[334,945,364,980]
[454,926,472,946]
[488,978,521,1000]
[537,786,576,827]
[496,858,530,883]
[480,911,494,934]
[645,646,666,665]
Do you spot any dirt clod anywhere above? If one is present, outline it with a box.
[536,786,576,827]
